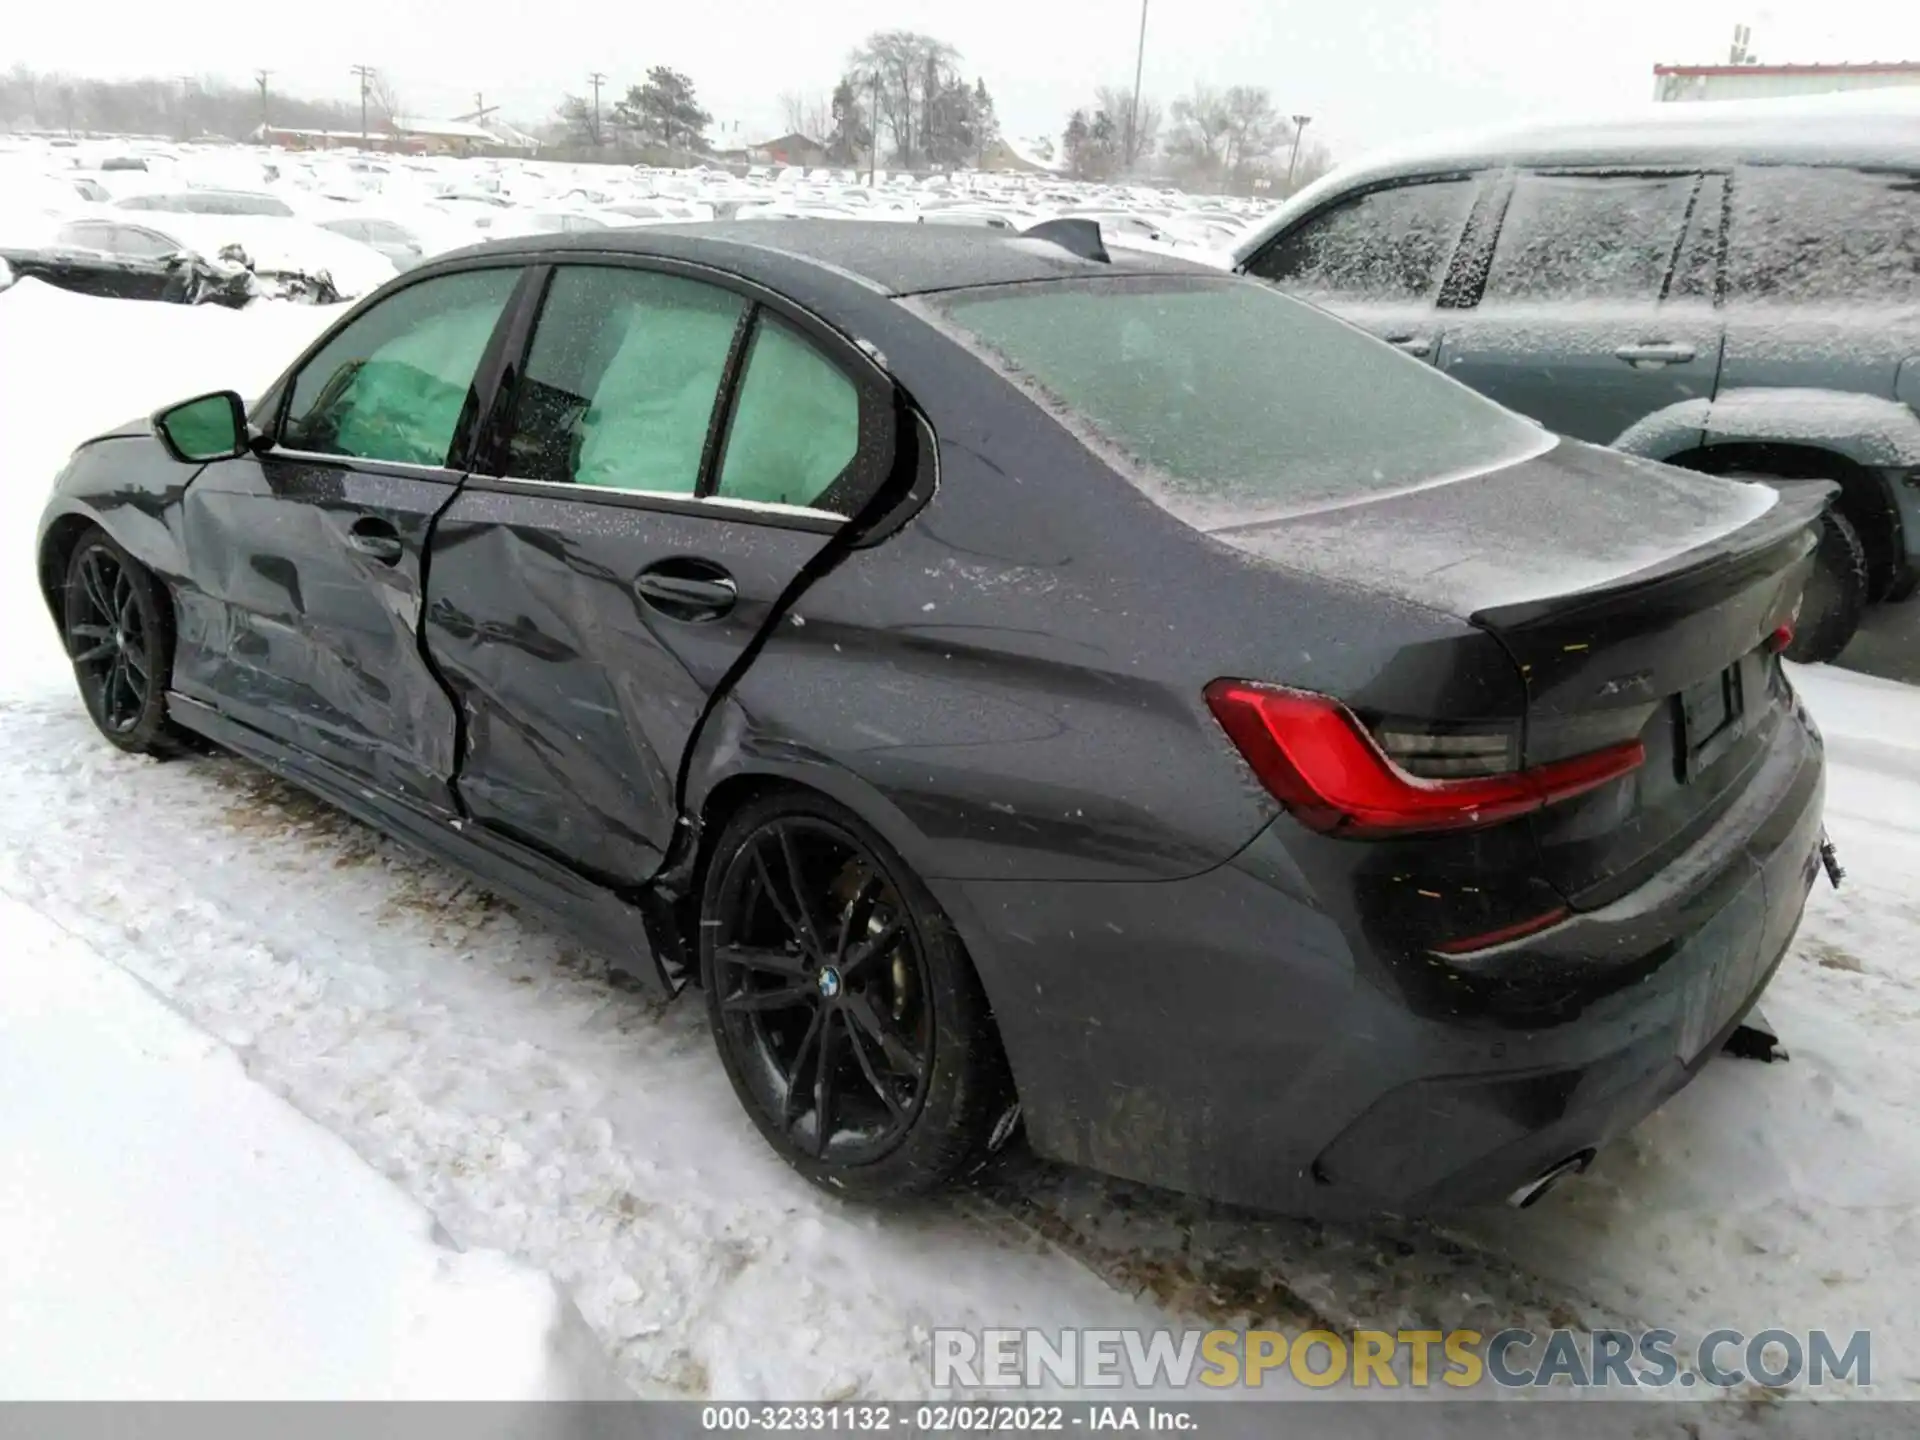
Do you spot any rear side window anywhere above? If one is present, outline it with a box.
[1482,173,1698,303]
[930,276,1548,526]
[110,226,179,259]
[506,266,745,493]
[55,221,117,251]
[1247,179,1477,302]
[716,315,860,509]
[281,267,519,466]
[1728,166,1920,303]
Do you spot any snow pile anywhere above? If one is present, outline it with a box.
[0,895,622,1400]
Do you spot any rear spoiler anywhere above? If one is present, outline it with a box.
[1471,482,1833,632]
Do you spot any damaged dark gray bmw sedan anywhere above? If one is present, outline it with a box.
[36,220,1830,1215]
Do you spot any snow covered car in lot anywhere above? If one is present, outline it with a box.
[1233,96,1920,665]
[117,188,296,218]
[313,214,428,272]
[0,218,251,307]
[55,212,395,302]
[37,221,1829,1216]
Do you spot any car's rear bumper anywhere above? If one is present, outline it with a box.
[936,699,1825,1216]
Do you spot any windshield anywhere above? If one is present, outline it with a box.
[930,275,1549,527]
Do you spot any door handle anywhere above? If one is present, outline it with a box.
[1614,341,1697,367]
[1386,334,1433,357]
[346,517,403,564]
[634,563,738,621]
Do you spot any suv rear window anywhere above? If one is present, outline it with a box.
[928,276,1548,525]
[1728,165,1920,303]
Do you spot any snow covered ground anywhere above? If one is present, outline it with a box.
[3,279,1917,1407]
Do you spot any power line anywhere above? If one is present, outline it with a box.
[1126,0,1150,172]
[351,63,376,145]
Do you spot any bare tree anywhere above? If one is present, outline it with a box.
[0,64,392,140]
[1219,85,1286,177]
[1167,83,1295,191]
[556,93,602,148]
[1094,84,1161,171]
[1166,84,1233,183]
[368,68,404,128]
[847,30,960,167]
[776,89,833,142]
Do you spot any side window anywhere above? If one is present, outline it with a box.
[715,315,861,511]
[505,267,744,493]
[55,221,117,251]
[1728,166,1920,303]
[1481,173,1698,303]
[281,267,519,467]
[1248,179,1478,302]
[112,226,179,259]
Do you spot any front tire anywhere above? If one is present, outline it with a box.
[62,530,183,756]
[699,791,1008,1201]
[1786,509,1868,665]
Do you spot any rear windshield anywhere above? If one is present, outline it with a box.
[926,275,1548,527]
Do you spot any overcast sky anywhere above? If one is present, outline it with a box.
[11,0,1920,160]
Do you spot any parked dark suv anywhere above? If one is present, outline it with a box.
[1234,99,1920,662]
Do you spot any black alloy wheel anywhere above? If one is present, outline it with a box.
[63,531,180,755]
[701,793,1008,1198]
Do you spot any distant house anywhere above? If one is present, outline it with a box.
[391,117,539,156]
[1652,59,1920,102]
[746,132,829,167]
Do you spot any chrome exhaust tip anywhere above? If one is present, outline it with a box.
[1505,1150,1594,1209]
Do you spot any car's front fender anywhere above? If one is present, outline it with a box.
[36,432,200,625]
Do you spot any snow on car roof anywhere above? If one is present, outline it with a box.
[449,218,1219,296]
[1234,90,1920,265]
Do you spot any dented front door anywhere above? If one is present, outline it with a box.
[172,265,523,813]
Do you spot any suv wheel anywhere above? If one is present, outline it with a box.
[1786,509,1868,665]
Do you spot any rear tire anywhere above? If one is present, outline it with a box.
[699,790,1008,1201]
[62,530,186,757]
[1785,509,1867,665]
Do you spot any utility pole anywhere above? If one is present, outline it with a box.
[351,63,376,146]
[177,75,195,142]
[867,70,881,186]
[1125,0,1149,174]
[589,71,607,146]
[254,69,271,133]
[1286,114,1312,190]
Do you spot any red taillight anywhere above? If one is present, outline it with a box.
[1202,680,1645,838]
[1766,623,1794,655]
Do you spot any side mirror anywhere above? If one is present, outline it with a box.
[153,391,250,463]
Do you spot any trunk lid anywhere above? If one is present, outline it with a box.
[1210,440,1823,903]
